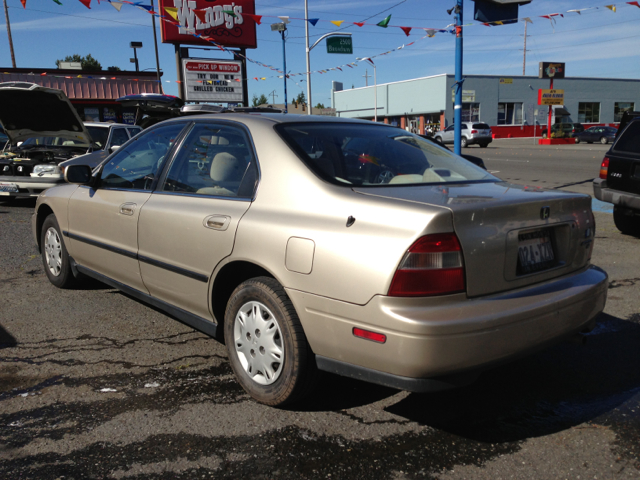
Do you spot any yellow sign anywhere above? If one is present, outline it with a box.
[499,78,513,84]
[538,89,565,106]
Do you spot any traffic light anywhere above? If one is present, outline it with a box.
[473,0,532,25]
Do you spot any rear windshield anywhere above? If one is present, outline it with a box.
[473,123,490,129]
[614,121,640,154]
[276,123,496,187]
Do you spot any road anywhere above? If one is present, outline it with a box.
[1,142,639,479]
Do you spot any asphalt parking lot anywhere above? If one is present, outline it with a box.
[1,140,639,479]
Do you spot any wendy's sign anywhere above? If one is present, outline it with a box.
[160,0,257,49]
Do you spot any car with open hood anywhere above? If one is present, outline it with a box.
[33,113,607,406]
[0,82,95,199]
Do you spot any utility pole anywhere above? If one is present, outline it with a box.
[269,90,278,105]
[149,0,163,93]
[522,21,528,76]
[2,0,16,68]
[304,0,311,114]
[362,69,371,87]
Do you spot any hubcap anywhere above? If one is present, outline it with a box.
[44,227,62,277]
[233,301,284,385]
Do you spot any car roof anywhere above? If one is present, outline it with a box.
[157,113,385,129]
[84,122,137,128]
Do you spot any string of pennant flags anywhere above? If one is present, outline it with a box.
[15,0,640,84]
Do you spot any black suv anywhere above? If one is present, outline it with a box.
[593,116,640,235]
[542,122,584,139]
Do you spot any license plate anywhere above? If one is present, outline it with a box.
[517,229,555,275]
[0,183,18,194]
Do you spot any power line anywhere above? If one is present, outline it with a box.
[7,4,151,28]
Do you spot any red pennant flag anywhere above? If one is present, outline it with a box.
[193,9,206,23]
[628,1,640,6]
[336,67,342,71]
[354,22,365,27]
[406,42,414,46]
[245,14,262,25]
[20,0,26,8]
[253,77,258,80]
[400,26,411,36]
[79,0,91,8]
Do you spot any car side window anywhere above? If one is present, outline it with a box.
[445,126,454,132]
[127,127,143,138]
[100,123,186,191]
[110,128,130,148]
[461,125,467,130]
[161,123,257,198]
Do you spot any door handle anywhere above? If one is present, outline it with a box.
[203,215,231,231]
[119,203,137,216]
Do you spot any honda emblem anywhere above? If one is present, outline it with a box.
[540,206,551,220]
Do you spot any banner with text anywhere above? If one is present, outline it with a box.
[182,59,244,103]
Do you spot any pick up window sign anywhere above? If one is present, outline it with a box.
[182,59,244,103]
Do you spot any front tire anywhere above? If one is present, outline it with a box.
[224,277,316,406]
[435,136,443,144]
[574,137,580,144]
[460,137,468,148]
[613,207,640,236]
[41,214,76,288]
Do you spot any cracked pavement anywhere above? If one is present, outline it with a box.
[1,184,639,479]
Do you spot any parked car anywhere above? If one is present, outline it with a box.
[59,123,142,172]
[593,116,640,235]
[541,122,584,139]
[615,111,640,139]
[574,126,617,144]
[0,82,96,199]
[33,114,607,406]
[434,122,492,148]
[419,134,486,169]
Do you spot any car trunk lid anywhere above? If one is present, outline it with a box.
[353,182,594,297]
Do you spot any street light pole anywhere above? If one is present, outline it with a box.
[307,31,352,114]
[453,0,464,156]
[305,0,312,115]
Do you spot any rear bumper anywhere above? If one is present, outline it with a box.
[467,135,492,145]
[0,175,64,197]
[288,264,607,388]
[593,178,640,211]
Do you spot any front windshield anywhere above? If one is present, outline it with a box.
[86,126,109,148]
[19,136,91,148]
[277,123,496,186]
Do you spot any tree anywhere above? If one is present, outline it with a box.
[314,103,325,109]
[252,93,269,107]
[295,92,306,105]
[107,66,122,72]
[55,54,102,71]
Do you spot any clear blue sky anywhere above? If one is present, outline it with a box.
[1,0,639,106]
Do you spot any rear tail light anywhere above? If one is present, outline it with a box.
[599,157,609,179]
[388,233,465,297]
[471,129,478,134]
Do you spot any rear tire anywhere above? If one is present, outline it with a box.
[613,207,640,236]
[600,136,608,145]
[542,132,548,139]
[41,214,77,288]
[224,276,317,406]
[460,137,468,148]
[574,137,580,144]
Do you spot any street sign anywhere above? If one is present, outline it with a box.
[451,89,476,103]
[538,89,565,106]
[538,62,565,79]
[182,58,243,103]
[326,36,353,54]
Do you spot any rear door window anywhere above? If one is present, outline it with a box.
[473,123,490,129]
[614,121,640,154]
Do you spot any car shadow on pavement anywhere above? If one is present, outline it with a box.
[0,324,17,348]
[384,313,640,443]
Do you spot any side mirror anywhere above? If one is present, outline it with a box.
[65,165,94,185]
[109,145,121,153]
[461,154,487,170]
